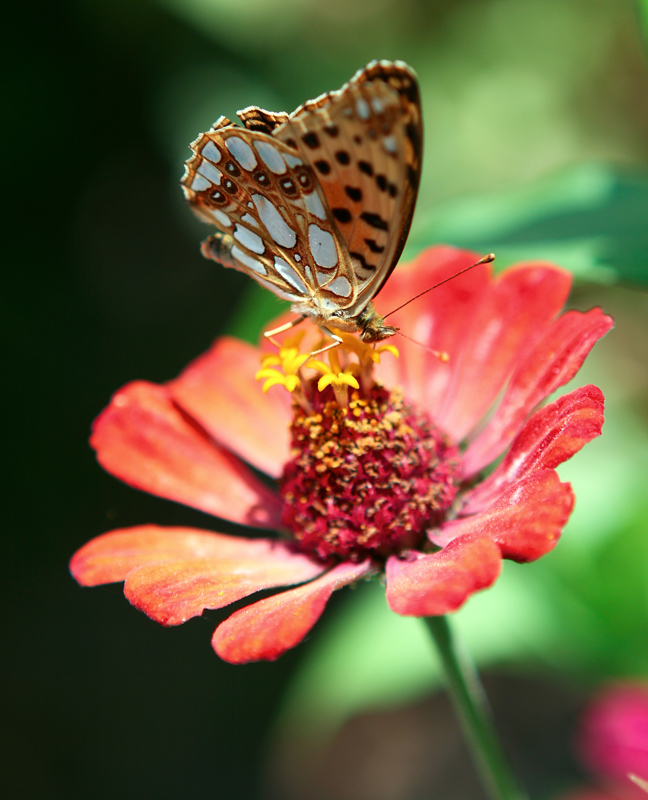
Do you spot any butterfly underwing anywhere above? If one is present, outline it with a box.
[181,60,423,346]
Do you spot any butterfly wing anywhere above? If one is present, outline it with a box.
[181,60,422,324]
[182,120,362,313]
[272,60,422,314]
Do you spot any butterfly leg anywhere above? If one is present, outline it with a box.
[263,315,308,349]
[307,327,343,357]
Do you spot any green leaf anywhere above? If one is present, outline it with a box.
[406,163,648,285]
[640,0,648,49]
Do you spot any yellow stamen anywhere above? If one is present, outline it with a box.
[255,332,311,394]
[306,352,360,392]
[329,328,400,365]
[255,368,302,394]
[317,371,360,392]
[255,323,398,405]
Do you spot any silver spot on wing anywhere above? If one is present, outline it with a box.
[252,193,297,248]
[225,137,257,170]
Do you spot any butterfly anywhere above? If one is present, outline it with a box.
[181,60,422,353]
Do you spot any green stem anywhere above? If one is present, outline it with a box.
[424,615,529,800]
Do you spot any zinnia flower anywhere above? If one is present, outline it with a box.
[70,246,612,664]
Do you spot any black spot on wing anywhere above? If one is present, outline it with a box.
[302,132,319,149]
[279,176,298,196]
[360,212,388,231]
[253,170,270,187]
[315,160,331,175]
[335,150,351,165]
[245,121,273,134]
[358,160,373,176]
[376,174,387,192]
[332,208,352,223]
[325,124,339,137]
[295,166,314,191]
[400,77,420,104]
[350,252,376,271]
[405,122,421,153]
[208,189,228,206]
[238,108,288,133]
[345,186,362,202]
[365,238,385,254]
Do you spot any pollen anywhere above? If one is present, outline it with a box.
[280,384,461,561]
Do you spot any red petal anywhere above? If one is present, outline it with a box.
[212,559,374,664]
[464,385,604,514]
[434,264,572,440]
[385,535,501,617]
[374,247,492,415]
[462,308,613,476]
[91,381,282,527]
[70,524,307,586]
[377,245,488,310]
[123,544,325,626]
[168,337,291,478]
[433,470,574,562]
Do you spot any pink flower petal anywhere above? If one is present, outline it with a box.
[463,385,605,514]
[433,469,574,562]
[70,524,309,586]
[385,535,501,617]
[579,684,648,792]
[91,381,282,527]
[168,337,291,478]
[212,559,375,664]
[434,264,572,440]
[123,544,325,626]
[374,247,492,415]
[462,308,613,476]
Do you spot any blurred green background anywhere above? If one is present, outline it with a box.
[5,0,648,798]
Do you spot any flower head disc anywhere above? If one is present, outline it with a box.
[281,384,460,561]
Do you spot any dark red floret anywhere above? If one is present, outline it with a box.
[280,384,461,561]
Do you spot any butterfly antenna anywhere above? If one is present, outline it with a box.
[384,253,495,319]
[394,330,450,362]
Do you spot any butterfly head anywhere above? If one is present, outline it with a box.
[354,303,399,344]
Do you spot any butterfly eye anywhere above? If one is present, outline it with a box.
[225,161,241,177]
[253,170,270,186]
[294,166,314,192]
[209,189,228,206]
[279,176,298,197]
[223,178,238,195]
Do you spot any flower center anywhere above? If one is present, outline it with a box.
[279,383,461,561]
